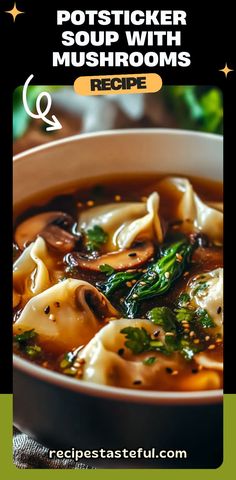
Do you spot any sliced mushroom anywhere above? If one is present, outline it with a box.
[65,241,155,272]
[14,211,77,252]
[40,224,76,253]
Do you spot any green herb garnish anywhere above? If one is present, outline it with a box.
[99,264,115,276]
[13,329,42,358]
[143,356,157,366]
[86,225,108,252]
[177,292,190,307]
[13,329,37,344]
[147,306,176,332]
[174,307,195,323]
[195,308,216,328]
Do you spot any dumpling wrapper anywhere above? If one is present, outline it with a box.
[13,237,54,308]
[78,319,182,388]
[158,177,223,245]
[13,279,118,353]
[78,192,163,252]
[187,268,223,372]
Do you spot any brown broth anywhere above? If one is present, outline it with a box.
[13,173,223,390]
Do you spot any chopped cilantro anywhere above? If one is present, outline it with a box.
[13,329,42,358]
[120,327,151,354]
[193,282,208,295]
[143,356,157,366]
[99,264,115,275]
[174,307,195,323]
[86,225,108,252]
[177,292,190,307]
[196,308,215,328]
[147,306,176,332]
[13,329,37,344]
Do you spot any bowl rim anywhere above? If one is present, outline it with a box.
[13,128,223,405]
[13,127,223,162]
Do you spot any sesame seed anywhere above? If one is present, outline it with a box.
[54,302,60,308]
[189,331,195,337]
[139,281,147,286]
[165,272,170,279]
[165,332,175,336]
[126,281,132,288]
[192,368,198,374]
[166,367,173,374]
[87,200,94,207]
[131,279,137,285]
[183,271,189,277]
[77,202,83,208]
[44,305,50,314]
[205,335,210,341]
[184,328,190,333]
[193,339,200,344]
[216,338,222,344]
[118,348,125,356]
[115,195,121,201]
[133,380,142,385]
[208,344,216,350]
[217,306,222,314]
[49,314,56,322]
[128,252,137,257]
[142,269,148,273]
[132,294,138,299]
[176,253,183,262]
[172,370,179,376]
[153,330,160,337]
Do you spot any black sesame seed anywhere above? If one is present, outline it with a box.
[44,305,50,314]
[133,380,142,385]
[217,306,222,314]
[118,348,125,356]
[128,252,137,257]
[153,330,160,337]
[166,367,173,374]
[192,368,198,374]
[55,302,60,308]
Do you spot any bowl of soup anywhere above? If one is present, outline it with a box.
[13,129,223,468]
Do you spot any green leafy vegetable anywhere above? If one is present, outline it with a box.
[174,307,195,323]
[124,239,194,318]
[99,264,115,275]
[193,282,208,295]
[195,308,215,328]
[59,348,82,376]
[97,269,142,297]
[177,293,190,307]
[120,327,153,354]
[13,329,37,344]
[13,329,42,358]
[143,356,157,366]
[86,225,108,252]
[147,306,176,332]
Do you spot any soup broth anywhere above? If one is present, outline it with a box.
[13,173,223,391]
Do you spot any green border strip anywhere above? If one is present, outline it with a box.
[0,394,235,478]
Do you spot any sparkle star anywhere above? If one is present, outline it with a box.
[5,3,24,22]
[219,63,234,78]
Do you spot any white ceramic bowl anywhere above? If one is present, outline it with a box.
[13,129,223,468]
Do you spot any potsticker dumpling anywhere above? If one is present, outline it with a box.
[13,237,54,308]
[187,268,223,372]
[78,192,163,252]
[78,319,182,388]
[158,177,223,245]
[187,268,223,336]
[13,279,118,353]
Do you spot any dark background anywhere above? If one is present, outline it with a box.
[0,1,233,393]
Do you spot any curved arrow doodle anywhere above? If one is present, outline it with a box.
[22,74,62,131]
